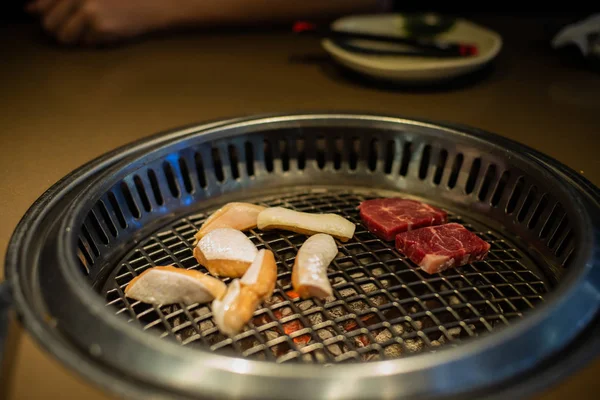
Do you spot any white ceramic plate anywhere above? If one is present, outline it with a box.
[322,14,503,83]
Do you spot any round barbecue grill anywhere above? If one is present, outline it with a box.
[2,113,600,400]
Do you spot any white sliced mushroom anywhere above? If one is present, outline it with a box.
[211,279,260,337]
[257,207,355,242]
[211,249,278,336]
[292,233,338,299]
[240,249,277,300]
[124,265,226,306]
[193,202,265,245]
[194,227,257,278]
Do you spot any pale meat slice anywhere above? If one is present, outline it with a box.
[193,202,265,245]
[194,227,258,278]
[395,223,491,274]
[240,249,277,300]
[359,198,447,241]
[257,207,355,242]
[292,233,338,299]
[124,265,226,306]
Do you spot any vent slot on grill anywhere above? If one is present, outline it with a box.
[478,164,496,201]
[121,182,141,219]
[528,194,548,229]
[447,153,463,189]
[539,203,562,240]
[419,145,431,180]
[555,230,573,257]
[195,152,208,187]
[368,139,378,172]
[317,137,327,170]
[77,239,92,274]
[349,137,359,171]
[399,141,412,176]
[433,149,448,185]
[211,148,225,182]
[97,200,117,237]
[296,138,306,170]
[81,225,99,258]
[518,186,537,223]
[548,213,568,249]
[178,158,194,193]
[108,191,127,229]
[465,158,481,194]
[163,162,181,198]
[491,170,510,207]
[263,140,274,173]
[279,140,290,172]
[134,175,152,212]
[334,138,343,171]
[506,177,525,215]
[88,210,109,245]
[245,142,255,176]
[384,140,394,174]
[147,169,164,206]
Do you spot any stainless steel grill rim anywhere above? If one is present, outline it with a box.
[5,113,600,400]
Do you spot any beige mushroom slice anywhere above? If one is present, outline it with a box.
[212,249,278,336]
[194,227,258,278]
[193,202,265,245]
[211,279,260,337]
[240,249,277,300]
[256,207,355,242]
[124,265,226,306]
[292,233,338,299]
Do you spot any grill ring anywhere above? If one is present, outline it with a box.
[5,113,600,400]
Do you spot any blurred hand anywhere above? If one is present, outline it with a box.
[25,0,381,46]
[26,0,170,45]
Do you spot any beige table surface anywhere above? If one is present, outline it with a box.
[1,14,599,400]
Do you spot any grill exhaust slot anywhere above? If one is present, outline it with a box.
[465,158,481,194]
[418,144,431,180]
[147,169,164,206]
[279,139,290,172]
[478,164,496,201]
[163,161,181,198]
[506,177,525,215]
[263,140,274,173]
[88,210,109,245]
[97,199,118,238]
[296,138,306,170]
[433,149,448,185]
[194,152,208,188]
[211,147,225,182]
[244,142,255,176]
[399,141,411,177]
[349,137,359,171]
[447,153,463,189]
[491,170,510,207]
[121,182,141,219]
[178,157,194,193]
[107,190,127,229]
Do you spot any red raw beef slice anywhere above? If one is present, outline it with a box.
[395,223,491,274]
[359,198,447,241]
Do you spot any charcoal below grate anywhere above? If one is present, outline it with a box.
[102,188,549,363]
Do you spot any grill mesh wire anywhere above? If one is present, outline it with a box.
[103,189,548,363]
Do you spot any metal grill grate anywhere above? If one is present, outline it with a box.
[102,188,549,363]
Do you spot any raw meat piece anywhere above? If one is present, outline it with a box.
[359,198,447,241]
[395,223,490,274]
